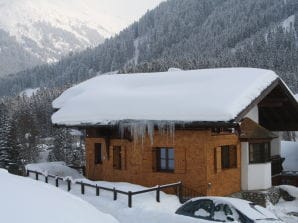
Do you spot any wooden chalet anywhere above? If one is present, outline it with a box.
[52,68,298,196]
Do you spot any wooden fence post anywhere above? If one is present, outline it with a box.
[81,182,85,194]
[35,172,39,181]
[177,181,182,203]
[26,170,29,177]
[113,188,117,201]
[67,180,71,191]
[96,185,100,196]
[55,178,59,187]
[156,185,160,203]
[45,176,48,183]
[128,191,132,208]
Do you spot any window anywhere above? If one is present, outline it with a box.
[249,142,270,164]
[221,145,237,169]
[156,147,174,172]
[94,143,102,164]
[113,146,122,170]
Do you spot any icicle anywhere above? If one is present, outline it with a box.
[118,120,176,146]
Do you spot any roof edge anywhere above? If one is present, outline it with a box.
[234,79,281,122]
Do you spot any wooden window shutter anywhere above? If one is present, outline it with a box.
[175,148,186,174]
[215,147,222,173]
[121,147,127,170]
[113,146,121,170]
[237,145,241,167]
[152,149,158,172]
[229,146,237,168]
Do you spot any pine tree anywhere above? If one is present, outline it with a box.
[0,103,11,169]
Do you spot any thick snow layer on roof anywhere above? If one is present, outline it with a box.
[281,141,298,171]
[0,169,118,223]
[52,68,278,126]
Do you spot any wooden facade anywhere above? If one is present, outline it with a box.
[85,128,241,196]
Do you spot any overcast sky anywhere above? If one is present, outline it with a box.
[89,0,166,25]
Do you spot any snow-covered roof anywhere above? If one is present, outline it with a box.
[52,68,280,126]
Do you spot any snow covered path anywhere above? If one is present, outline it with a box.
[26,174,201,223]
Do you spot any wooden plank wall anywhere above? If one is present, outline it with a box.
[85,129,241,196]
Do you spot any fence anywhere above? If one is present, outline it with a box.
[26,169,182,208]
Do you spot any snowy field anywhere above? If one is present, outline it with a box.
[23,162,298,223]
[0,169,118,223]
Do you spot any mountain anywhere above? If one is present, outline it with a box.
[1,0,298,95]
[0,0,126,76]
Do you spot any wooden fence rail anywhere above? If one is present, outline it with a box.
[26,169,182,208]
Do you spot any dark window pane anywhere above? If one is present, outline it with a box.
[160,159,166,169]
[168,149,174,159]
[160,149,166,158]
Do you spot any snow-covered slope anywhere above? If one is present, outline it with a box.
[0,0,126,76]
[0,169,118,223]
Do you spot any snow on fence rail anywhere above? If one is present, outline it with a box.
[26,169,182,208]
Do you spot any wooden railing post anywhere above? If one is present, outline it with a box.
[113,188,117,201]
[26,170,29,177]
[156,185,160,203]
[67,180,71,191]
[128,191,132,208]
[81,182,85,194]
[96,185,100,196]
[45,176,48,183]
[177,181,182,203]
[35,172,39,181]
[55,178,59,187]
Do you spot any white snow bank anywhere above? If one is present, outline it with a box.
[26,162,84,180]
[278,185,298,198]
[281,141,298,171]
[19,87,40,97]
[52,68,279,126]
[0,169,118,223]
[295,94,298,101]
[282,15,295,32]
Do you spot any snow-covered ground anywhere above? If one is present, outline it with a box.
[25,162,298,223]
[269,185,298,223]
[0,169,118,223]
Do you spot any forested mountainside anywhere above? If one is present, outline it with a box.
[0,0,298,96]
[0,30,42,76]
[1,0,298,173]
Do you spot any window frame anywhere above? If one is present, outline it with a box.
[155,147,175,173]
[249,142,271,164]
[94,143,102,164]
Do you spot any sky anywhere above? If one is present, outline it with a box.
[88,0,166,27]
